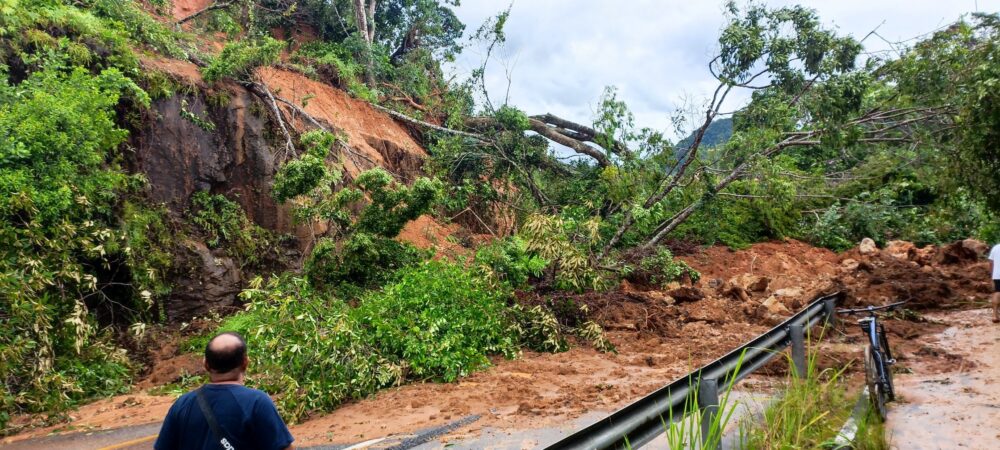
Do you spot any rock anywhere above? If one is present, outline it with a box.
[841,258,860,271]
[730,274,770,292]
[707,278,724,289]
[667,286,705,303]
[962,239,989,257]
[721,282,752,302]
[761,295,790,315]
[663,281,682,291]
[774,287,803,298]
[858,238,878,255]
[166,239,243,321]
[884,240,916,261]
[938,239,987,265]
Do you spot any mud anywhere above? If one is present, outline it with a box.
[885,309,1000,449]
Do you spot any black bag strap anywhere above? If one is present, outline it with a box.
[195,386,237,450]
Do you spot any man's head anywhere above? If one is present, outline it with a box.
[204,332,249,382]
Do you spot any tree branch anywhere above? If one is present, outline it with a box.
[527,119,611,167]
[177,1,234,25]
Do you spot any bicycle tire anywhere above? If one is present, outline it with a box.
[864,345,888,421]
[878,330,896,400]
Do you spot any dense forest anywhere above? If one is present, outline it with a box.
[1,0,998,432]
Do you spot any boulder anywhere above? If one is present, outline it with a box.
[914,246,937,266]
[962,239,989,257]
[667,286,705,303]
[166,239,243,321]
[721,282,752,302]
[859,238,878,255]
[841,258,860,271]
[884,240,916,261]
[730,274,770,292]
[774,287,804,298]
[761,295,790,315]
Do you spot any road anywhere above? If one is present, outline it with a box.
[0,392,773,450]
[886,308,1000,449]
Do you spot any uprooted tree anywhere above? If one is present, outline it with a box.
[403,3,976,260]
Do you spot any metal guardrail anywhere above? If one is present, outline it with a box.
[545,291,844,450]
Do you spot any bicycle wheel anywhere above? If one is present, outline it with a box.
[864,345,888,421]
[878,330,896,401]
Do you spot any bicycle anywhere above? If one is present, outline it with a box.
[836,300,908,421]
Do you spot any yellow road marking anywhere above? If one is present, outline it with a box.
[96,434,157,450]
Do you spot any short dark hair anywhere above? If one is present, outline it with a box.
[205,332,247,373]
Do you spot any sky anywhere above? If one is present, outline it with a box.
[446,0,997,140]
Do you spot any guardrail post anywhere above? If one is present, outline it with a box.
[823,297,838,326]
[698,377,720,450]
[789,324,807,379]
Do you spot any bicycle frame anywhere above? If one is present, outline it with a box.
[859,316,893,390]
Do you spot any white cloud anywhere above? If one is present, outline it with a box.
[447,0,994,140]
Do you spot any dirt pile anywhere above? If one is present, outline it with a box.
[837,238,991,310]
[561,237,991,347]
[551,240,843,337]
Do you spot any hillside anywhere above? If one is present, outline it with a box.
[1,1,998,447]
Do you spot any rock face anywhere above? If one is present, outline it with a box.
[133,87,294,232]
[131,60,434,321]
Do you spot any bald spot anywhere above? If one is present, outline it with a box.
[207,333,243,354]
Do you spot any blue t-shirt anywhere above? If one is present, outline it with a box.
[154,384,294,450]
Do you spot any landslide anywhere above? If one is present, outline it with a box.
[7,238,991,446]
[132,54,449,320]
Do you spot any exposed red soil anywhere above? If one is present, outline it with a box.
[139,56,206,87]
[397,214,472,259]
[171,0,212,21]
[256,67,428,180]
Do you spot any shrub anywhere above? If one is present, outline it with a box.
[271,130,336,203]
[222,260,573,421]
[225,276,403,421]
[520,214,611,292]
[299,168,442,291]
[304,233,424,291]
[474,236,548,289]
[636,248,700,287]
[203,37,283,82]
[189,192,274,268]
[353,261,521,381]
[0,65,147,432]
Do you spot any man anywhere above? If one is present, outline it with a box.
[991,243,1000,323]
[154,332,294,450]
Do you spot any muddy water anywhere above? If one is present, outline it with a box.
[886,309,1000,449]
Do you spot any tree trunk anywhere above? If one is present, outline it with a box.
[352,0,376,85]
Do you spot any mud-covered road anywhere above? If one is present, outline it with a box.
[886,308,1000,450]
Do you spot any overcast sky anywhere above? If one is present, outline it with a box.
[446,0,996,140]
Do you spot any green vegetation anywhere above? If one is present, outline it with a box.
[738,341,887,450]
[215,259,596,421]
[189,191,276,269]
[0,1,162,431]
[203,37,283,83]
[2,0,998,436]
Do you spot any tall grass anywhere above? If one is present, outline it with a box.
[737,330,888,449]
[624,351,747,449]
